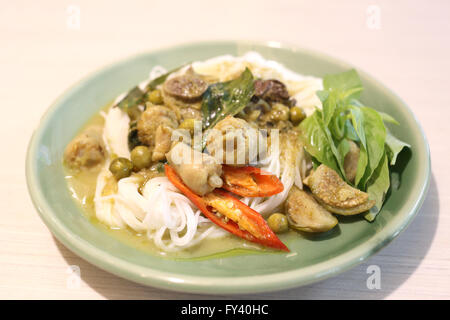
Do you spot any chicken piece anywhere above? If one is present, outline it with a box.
[303,164,375,215]
[206,116,266,166]
[161,90,202,122]
[285,186,338,232]
[344,140,360,183]
[64,126,105,170]
[137,105,178,161]
[152,125,173,161]
[166,142,223,196]
[178,107,202,121]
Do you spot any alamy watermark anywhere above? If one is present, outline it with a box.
[366,5,381,30]
[66,265,81,289]
[66,5,81,30]
[366,265,381,290]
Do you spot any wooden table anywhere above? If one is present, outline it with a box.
[1,0,448,299]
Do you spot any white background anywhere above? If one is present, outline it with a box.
[1,0,448,299]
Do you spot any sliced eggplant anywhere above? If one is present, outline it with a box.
[285,186,338,233]
[163,74,208,102]
[317,199,375,216]
[344,140,360,183]
[304,164,375,215]
[253,79,290,103]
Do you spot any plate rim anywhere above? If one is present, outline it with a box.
[25,40,431,294]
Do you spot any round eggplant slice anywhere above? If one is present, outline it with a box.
[303,164,375,215]
[254,79,290,103]
[317,198,376,216]
[304,164,369,209]
[163,75,208,102]
[285,186,338,233]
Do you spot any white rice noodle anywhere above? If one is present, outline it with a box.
[141,177,226,251]
[94,169,225,252]
[241,141,304,217]
[294,150,303,190]
[290,78,323,116]
[101,107,130,159]
[94,165,126,229]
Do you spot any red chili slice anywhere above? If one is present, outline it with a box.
[165,165,289,251]
[222,165,284,197]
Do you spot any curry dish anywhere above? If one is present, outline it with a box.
[64,52,409,257]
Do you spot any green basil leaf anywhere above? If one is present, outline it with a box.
[344,119,359,142]
[323,69,363,101]
[350,107,367,148]
[350,106,386,188]
[359,106,386,188]
[355,144,368,187]
[330,109,347,140]
[349,104,369,186]
[324,125,348,181]
[337,139,350,162]
[322,91,338,127]
[303,69,411,221]
[379,112,400,125]
[116,86,146,112]
[316,90,329,103]
[202,68,254,130]
[365,152,390,221]
[116,66,182,113]
[385,131,411,166]
[299,111,341,174]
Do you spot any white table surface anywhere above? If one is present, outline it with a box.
[1,0,449,299]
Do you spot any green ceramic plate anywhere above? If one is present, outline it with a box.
[26,41,430,294]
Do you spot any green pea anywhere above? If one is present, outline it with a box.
[270,103,290,121]
[109,157,133,180]
[267,213,289,233]
[148,89,163,104]
[290,106,306,124]
[130,146,152,170]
